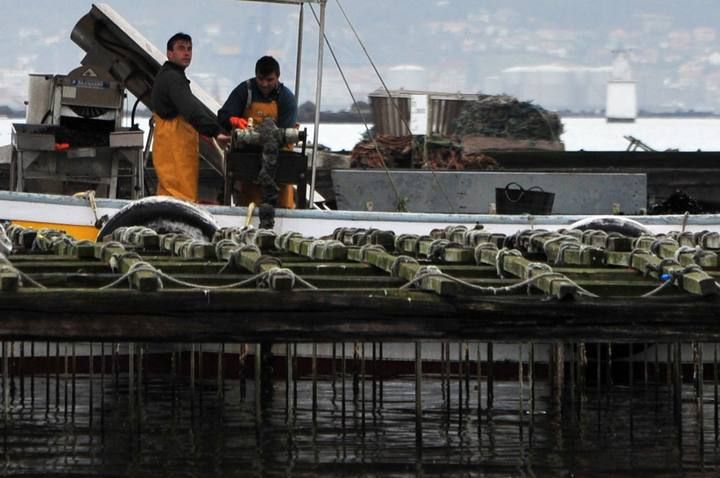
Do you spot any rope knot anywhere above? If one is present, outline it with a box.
[258,267,296,290]
[390,255,418,278]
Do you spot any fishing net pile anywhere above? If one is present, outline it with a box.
[452,95,563,141]
[350,135,413,169]
[350,135,497,170]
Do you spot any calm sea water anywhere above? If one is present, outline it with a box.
[2,342,720,477]
[3,117,720,152]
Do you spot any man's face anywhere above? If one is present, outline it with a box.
[167,40,192,69]
[256,72,279,96]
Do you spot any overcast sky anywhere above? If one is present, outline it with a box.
[1,1,720,112]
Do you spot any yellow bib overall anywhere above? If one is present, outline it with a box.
[152,114,200,202]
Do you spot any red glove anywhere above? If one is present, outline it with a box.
[230,116,248,129]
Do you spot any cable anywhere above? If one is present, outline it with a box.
[308,4,406,211]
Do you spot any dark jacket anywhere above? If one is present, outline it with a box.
[151,61,221,137]
[218,78,297,130]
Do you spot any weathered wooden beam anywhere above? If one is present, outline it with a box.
[117,254,160,292]
[416,237,474,263]
[124,227,160,250]
[669,231,697,248]
[475,244,578,299]
[463,230,506,248]
[230,248,292,290]
[534,234,605,267]
[5,224,39,252]
[576,230,633,252]
[674,248,719,269]
[0,254,20,292]
[2,289,720,342]
[93,241,159,292]
[94,241,125,262]
[605,249,718,296]
[306,240,347,261]
[176,240,216,260]
[697,231,720,250]
[394,234,421,256]
[158,233,192,254]
[363,248,466,296]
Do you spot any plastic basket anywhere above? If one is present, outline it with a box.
[495,182,555,215]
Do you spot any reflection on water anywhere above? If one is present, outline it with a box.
[2,342,720,477]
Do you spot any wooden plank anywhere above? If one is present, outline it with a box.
[606,249,718,296]
[416,237,474,263]
[532,233,604,267]
[0,254,20,292]
[359,248,462,296]
[464,230,506,248]
[2,289,720,342]
[476,244,578,299]
[231,248,292,290]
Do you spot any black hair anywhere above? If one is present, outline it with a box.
[255,56,280,77]
[167,32,192,51]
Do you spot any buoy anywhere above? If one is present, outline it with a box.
[97,196,218,241]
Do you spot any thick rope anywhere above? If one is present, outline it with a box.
[390,255,419,278]
[473,243,497,266]
[359,244,385,262]
[495,248,522,279]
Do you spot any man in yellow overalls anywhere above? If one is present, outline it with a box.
[218,56,298,208]
[151,33,230,202]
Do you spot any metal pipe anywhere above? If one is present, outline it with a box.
[19,342,24,404]
[487,342,494,410]
[415,341,422,445]
[372,342,376,412]
[715,344,719,443]
[286,342,292,421]
[64,343,69,420]
[30,342,35,409]
[477,343,482,425]
[458,342,463,424]
[308,0,327,207]
[379,343,384,407]
[696,342,705,459]
[2,341,7,417]
[360,342,366,433]
[128,343,134,419]
[341,342,346,430]
[312,342,318,422]
[255,343,261,423]
[294,3,304,102]
[72,343,77,417]
[518,344,524,441]
[45,341,50,412]
[217,343,224,399]
[529,343,535,448]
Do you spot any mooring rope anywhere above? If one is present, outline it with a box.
[100,260,317,291]
[495,248,523,279]
[641,264,708,297]
[0,264,47,289]
[399,269,599,298]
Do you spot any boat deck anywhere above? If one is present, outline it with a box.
[1,222,719,343]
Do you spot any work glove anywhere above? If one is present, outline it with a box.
[230,116,249,129]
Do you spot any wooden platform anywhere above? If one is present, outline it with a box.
[1,222,719,342]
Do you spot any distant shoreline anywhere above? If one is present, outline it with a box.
[3,110,720,122]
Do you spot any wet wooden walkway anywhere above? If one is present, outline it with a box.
[1,223,719,342]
